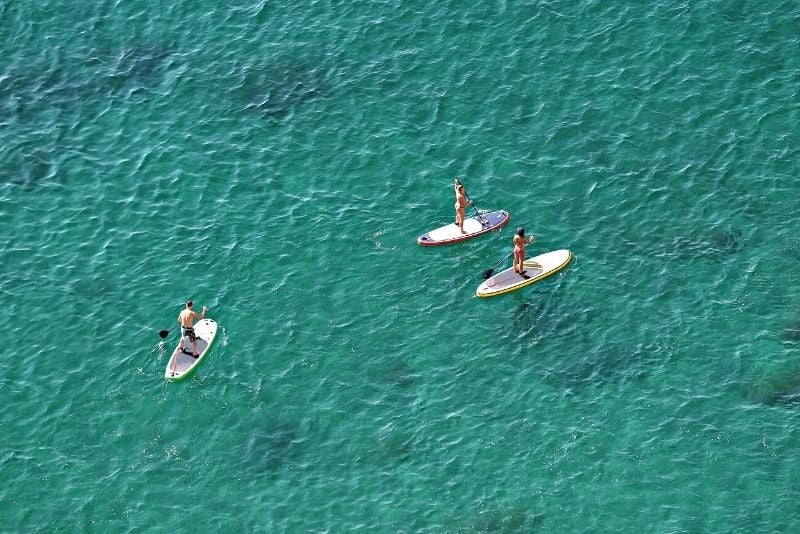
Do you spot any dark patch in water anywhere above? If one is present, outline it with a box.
[763,390,800,408]
[376,427,415,464]
[236,59,327,119]
[470,506,544,532]
[542,341,657,391]
[717,2,757,27]
[102,45,173,93]
[666,226,743,260]
[4,149,55,187]
[367,359,419,389]
[512,300,594,341]
[245,418,301,473]
[0,65,94,121]
[780,239,800,265]
[1,44,175,188]
[2,44,173,121]
[72,277,116,300]
[508,301,659,392]
[779,319,800,345]
[744,362,800,408]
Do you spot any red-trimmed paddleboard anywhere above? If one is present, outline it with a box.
[417,210,510,246]
[165,318,217,381]
[476,249,572,298]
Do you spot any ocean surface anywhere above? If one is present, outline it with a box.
[2,0,800,531]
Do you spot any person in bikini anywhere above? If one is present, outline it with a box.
[177,300,208,357]
[454,177,473,234]
[512,227,535,278]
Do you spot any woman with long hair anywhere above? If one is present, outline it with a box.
[512,226,535,278]
[453,177,472,234]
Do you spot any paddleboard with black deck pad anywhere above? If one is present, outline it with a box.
[165,318,217,381]
[476,249,572,298]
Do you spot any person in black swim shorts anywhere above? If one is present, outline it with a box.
[177,300,208,356]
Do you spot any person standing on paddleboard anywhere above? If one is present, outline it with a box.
[454,177,472,234]
[178,300,208,356]
[512,227,535,278]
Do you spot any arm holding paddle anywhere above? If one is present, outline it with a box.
[454,177,487,227]
[453,179,469,233]
[482,231,536,280]
[176,302,210,356]
[159,305,208,339]
[454,177,473,207]
[513,227,535,276]
[180,305,208,322]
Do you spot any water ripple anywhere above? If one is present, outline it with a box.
[3,0,800,531]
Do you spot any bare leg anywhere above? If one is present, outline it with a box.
[519,253,530,278]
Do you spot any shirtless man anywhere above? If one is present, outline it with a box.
[178,300,208,356]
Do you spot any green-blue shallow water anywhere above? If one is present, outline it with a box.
[2,0,800,531]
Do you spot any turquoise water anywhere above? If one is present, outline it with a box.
[2,0,800,531]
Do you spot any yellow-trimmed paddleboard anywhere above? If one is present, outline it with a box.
[476,249,572,298]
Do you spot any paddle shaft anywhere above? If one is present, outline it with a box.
[482,252,514,279]
[455,178,488,226]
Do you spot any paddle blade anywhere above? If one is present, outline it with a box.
[158,330,170,338]
[482,268,494,280]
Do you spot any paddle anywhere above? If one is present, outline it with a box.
[455,177,488,226]
[482,252,513,279]
[159,324,178,339]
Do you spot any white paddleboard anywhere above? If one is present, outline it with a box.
[417,210,510,246]
[476,249,572,298]
[165,318,217,381]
